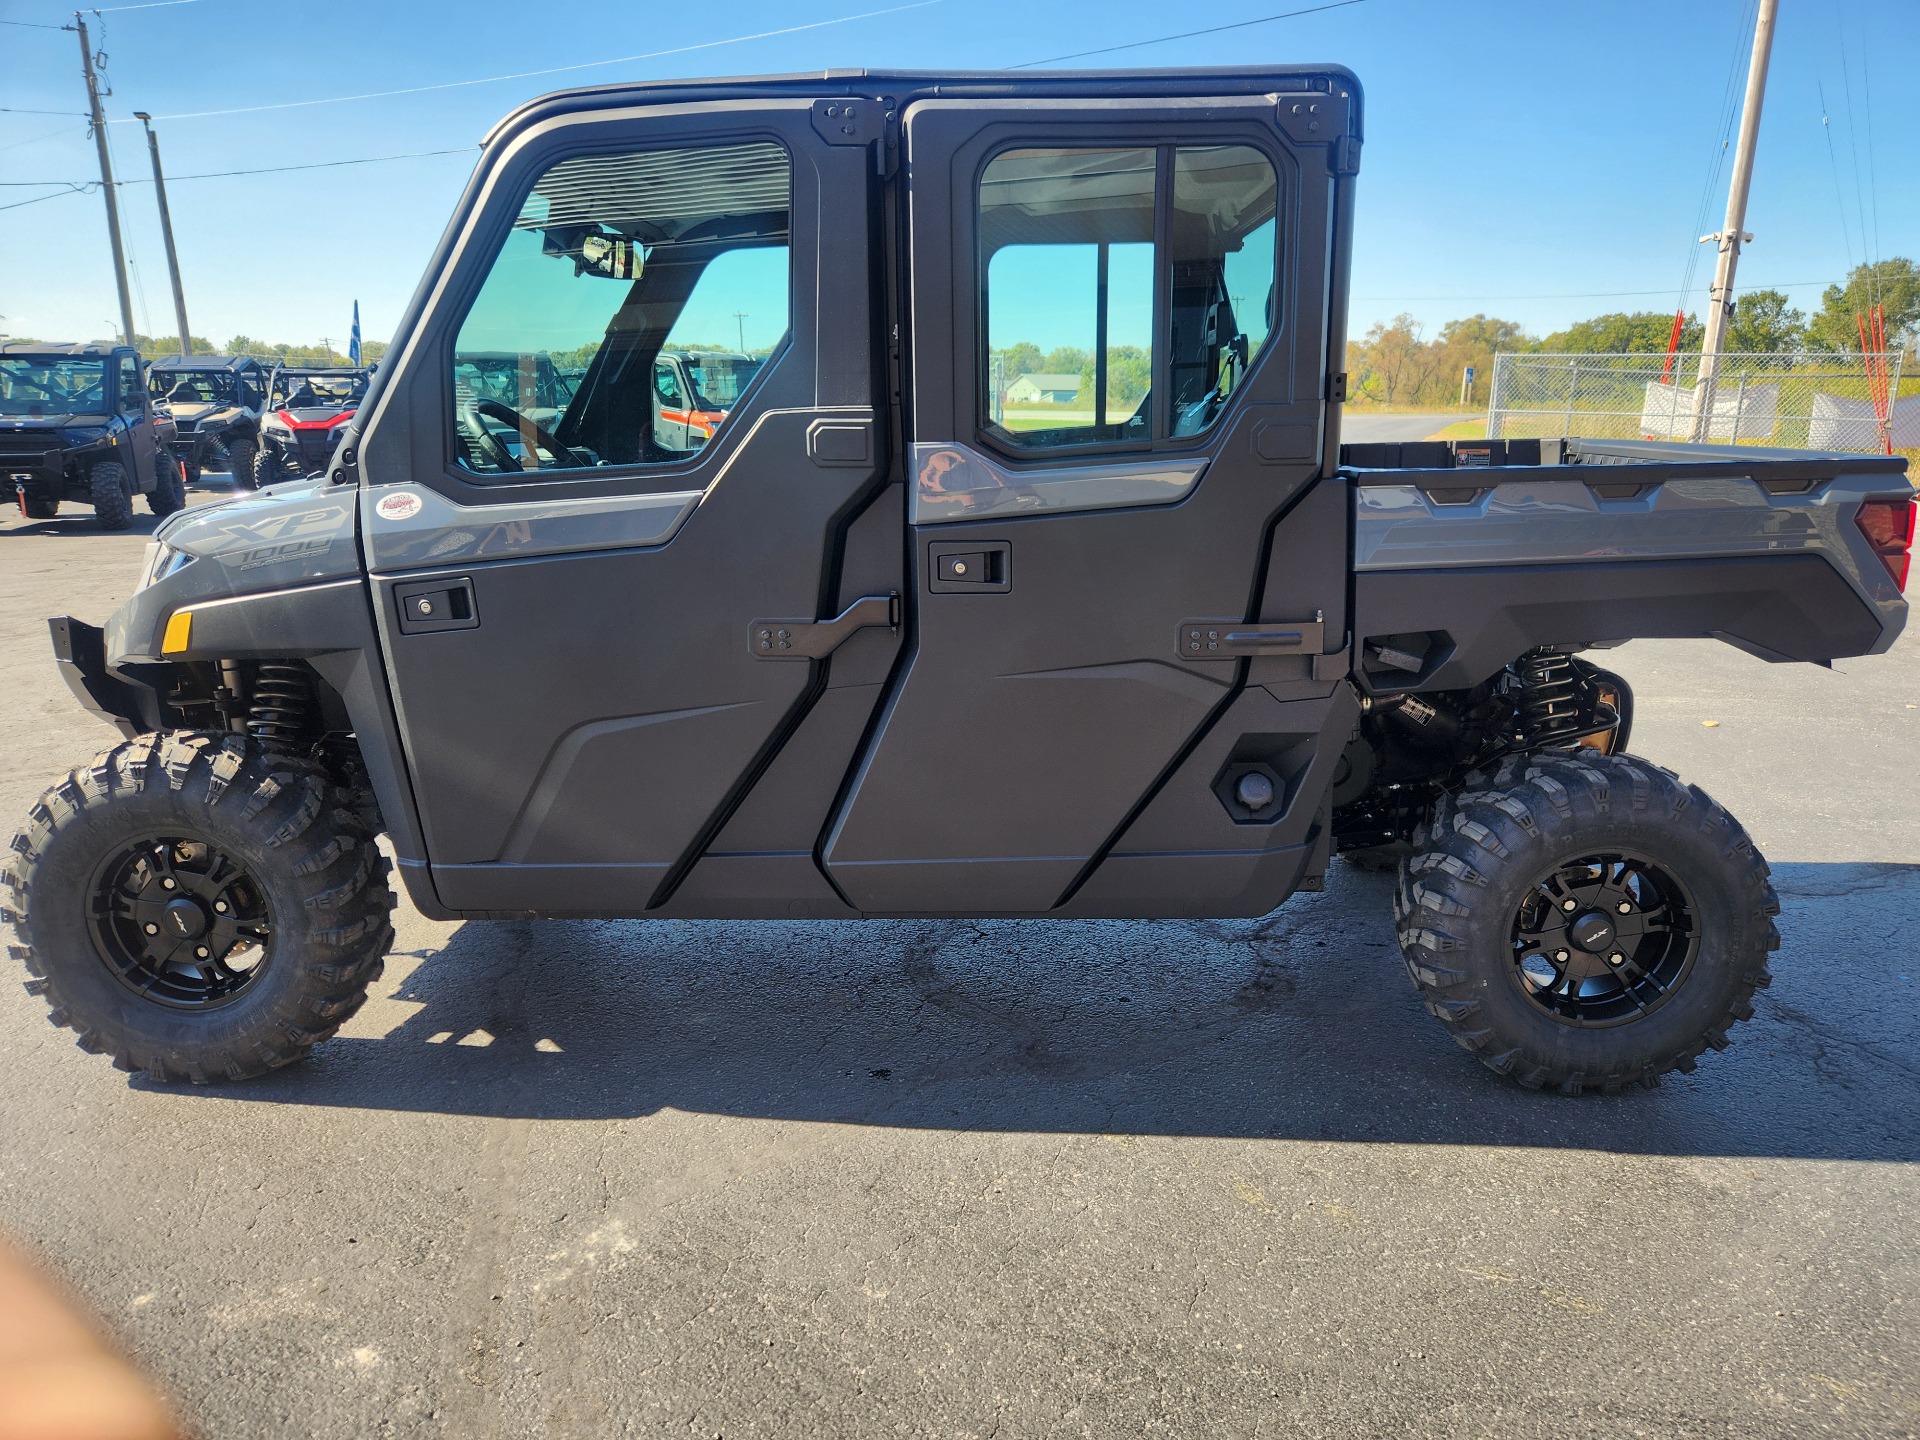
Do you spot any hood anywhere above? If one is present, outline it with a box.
[162,401,235,422]
[150,473,360,590]
[275,405,357,427]
[0,412,109,431]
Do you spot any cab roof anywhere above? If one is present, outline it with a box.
[149,354,264,371]
[485,65,1364,146]
[0,341,129,358]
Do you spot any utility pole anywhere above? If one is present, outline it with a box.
[75,14,137,347]
[134,113,192,358]
[1693,0,1778,441]
[733,311,748,352]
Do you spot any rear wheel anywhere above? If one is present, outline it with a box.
[1394,751,1777,1093]
[3,733,394,1083]
[146,458,186,516]
[88,461,134,530]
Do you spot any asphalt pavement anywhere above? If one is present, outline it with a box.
[1340,411,1459,443]
[0,475,1915,1439]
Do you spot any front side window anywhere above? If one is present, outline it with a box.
[117,356,143,413]
[452,140,790,478]
[980,143,1279,452]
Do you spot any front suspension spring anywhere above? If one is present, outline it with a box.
[247,662,315,747]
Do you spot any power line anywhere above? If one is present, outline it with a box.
[113,0,939,123]
[0,184,95,214]
[1353,278,1845,304]
[1,144,477,187]
[1013,0,1364,68]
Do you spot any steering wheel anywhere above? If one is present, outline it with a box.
[461,397,575,473]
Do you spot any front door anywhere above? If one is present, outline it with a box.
[360,99,893,914]
[119,353,159,486]
[824,92,1350,915]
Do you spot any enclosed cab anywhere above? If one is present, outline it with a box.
[147,354,268,485]
[5,68,1912,1097]
[0,342,182,528]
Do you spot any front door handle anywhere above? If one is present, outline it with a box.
[749,593,899,659]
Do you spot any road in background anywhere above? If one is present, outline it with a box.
[1341,411,1460,443]
[0,485,1914,1438]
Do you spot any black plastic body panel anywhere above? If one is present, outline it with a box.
[1354,554,1887,692]
[49,618,143,740]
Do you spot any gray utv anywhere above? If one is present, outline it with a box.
[146,353,268,487]
[6,68,1913,1095]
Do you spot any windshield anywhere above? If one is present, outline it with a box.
[454,355,566,412]
[0,358,108,416]
[152,370,236,404]
[681,354,763,410]
[272,372,364,408]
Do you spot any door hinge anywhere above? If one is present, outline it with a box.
[811,96,898,174]
[1327,372,1349,403]
[750,592,898,659]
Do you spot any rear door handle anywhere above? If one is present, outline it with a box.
[749,593,899,658]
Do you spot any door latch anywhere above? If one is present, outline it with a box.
[1177,612,1326,659]
[394,577,478,635]
[749,593,899,659]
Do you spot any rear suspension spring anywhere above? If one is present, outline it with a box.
[1515,650,1586,746]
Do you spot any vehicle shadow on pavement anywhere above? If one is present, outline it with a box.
[163,860,1920,1161]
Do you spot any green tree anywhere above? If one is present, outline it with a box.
[997,341,1043,378]
[1536,310,1701,355]
[1725,288,1806,352]
[1431,314,1532,405]
[1807,258,1920,354]
[1043,345,1089,375]
[1347,313,1437,405]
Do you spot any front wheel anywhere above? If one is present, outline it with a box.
[88,461,134,530]
[3,733,395,1083]
[1394,751,1777,1094]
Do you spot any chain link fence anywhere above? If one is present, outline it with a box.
[1486,351,1910,453]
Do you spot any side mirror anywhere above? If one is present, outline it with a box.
[542,224,642,281]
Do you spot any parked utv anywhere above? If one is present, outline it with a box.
[6,70,1913,1096]
[253,365,368,485]
[147,354,268,487]
[651,349,763,453]
[1,342,184,528]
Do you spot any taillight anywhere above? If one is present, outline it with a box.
[1855,497,1915,591]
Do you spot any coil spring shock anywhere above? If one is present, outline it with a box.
[247,662,315,748]
[1515,649,1587,747]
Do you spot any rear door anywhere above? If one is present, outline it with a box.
[824,90,1353,915]
[358,96,894,915]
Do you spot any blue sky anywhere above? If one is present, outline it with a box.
[1,0,1913,349]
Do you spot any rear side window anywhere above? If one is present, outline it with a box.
[451,140,791,478]
[979,143,1279,452]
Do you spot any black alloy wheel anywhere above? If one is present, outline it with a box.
[1509,851,1697,1027]
[87,832,271,1009]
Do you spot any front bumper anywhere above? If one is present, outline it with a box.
[49,617,143,738]
[3,448,63,503]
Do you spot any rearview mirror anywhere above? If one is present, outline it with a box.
[542,225,642,280]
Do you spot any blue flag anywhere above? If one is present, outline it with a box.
[349,301,362,366]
